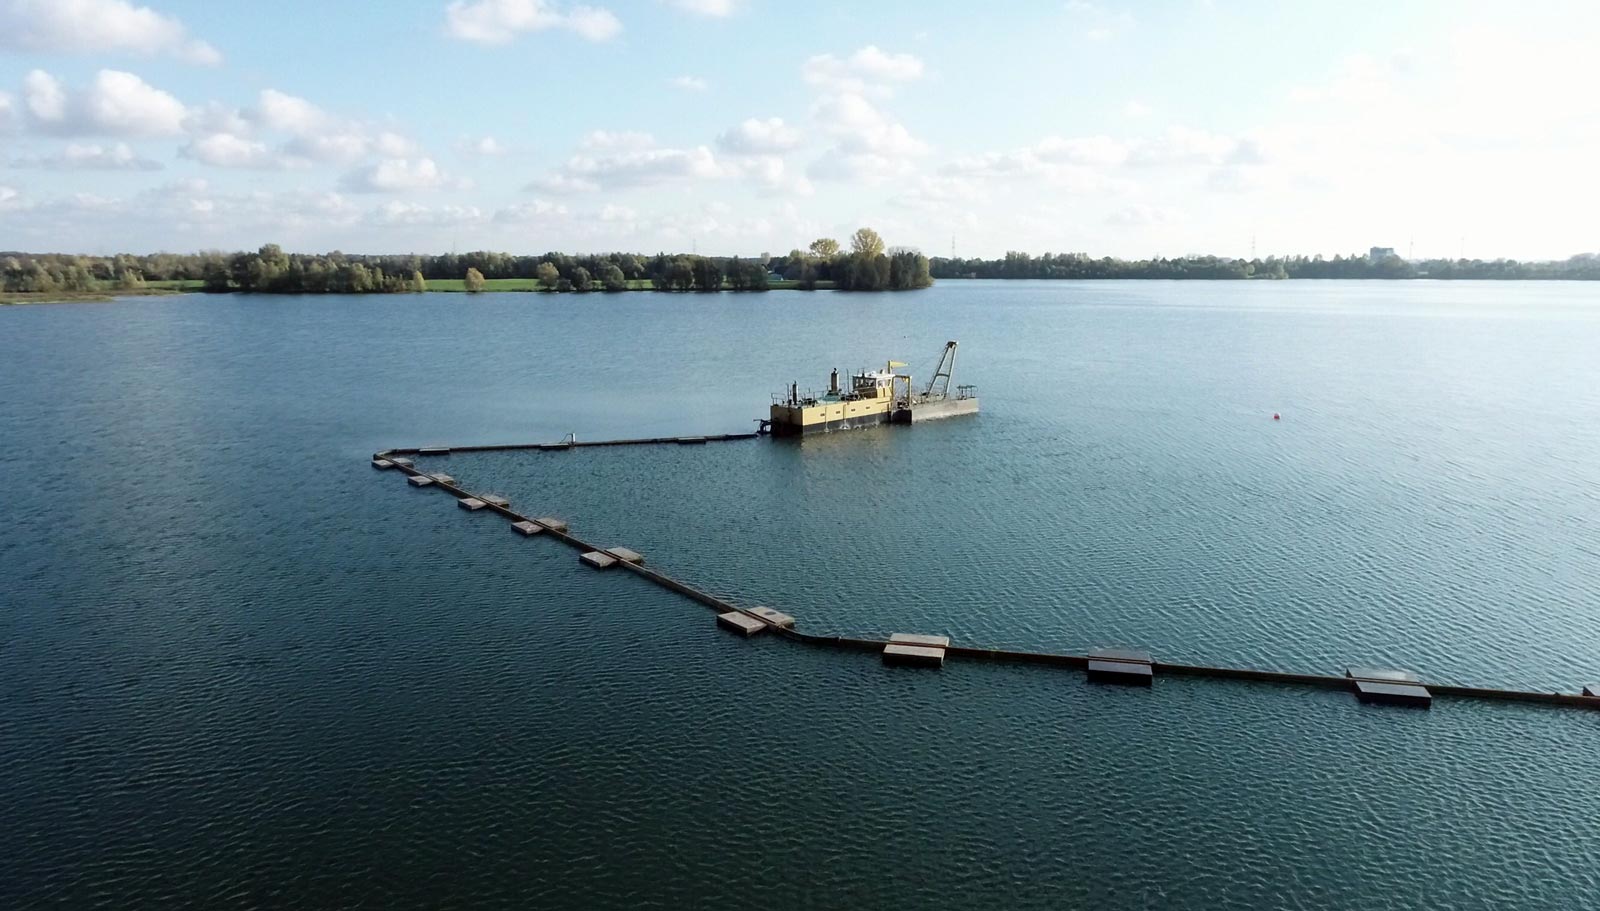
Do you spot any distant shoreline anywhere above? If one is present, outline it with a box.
[0,288,189,306]
[15,273,1600,307]
[929,251,1600,281]
[0,281,845,305]
[932,275,1600,282]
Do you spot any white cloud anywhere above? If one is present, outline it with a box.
[340,157,462,192]
[812,93,926,158]
[494,199,570,222]
[937,135,1138,197]
[562,145,723,187]
[940,128,1252,194]
[525,173,599,194]
[889,175,984,212]
[11,141,162,170]
[0,182,371,245]
[807,149,918,183]
[728,155,813,196]
[717,116,802,154]
[180,132,284,169]
[0,91,14,130]
[1033,135,1129,167]
[23,70,67,122]
[1206,165,1263,194]
[580,129,654,151]
[1127,126,1244,166]
[0,0,221,65]
[803,46,924,96]
[801,48,928,185]
[444,0,620,44]
[168,90,427,170]
[1122,100,1150,118]
[21,68,186,137]
[1106,203,1177,226]
[807,92,928,182]
[182,100,249,136]
[458,135,507,156]
[0,185,18,209]
[564,6,621,40]
[253,89,329,136]
[281,133,371,165]
[370,200,484,227]
[671,75,709,91]
[666,0,737,16]
[532,131,739,193]
[276,129,415,166]
[375,132,417,158]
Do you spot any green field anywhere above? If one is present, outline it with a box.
[144,279,207,291]
[428,277,538,292]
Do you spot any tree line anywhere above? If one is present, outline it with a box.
[930,250,1600,281]
[0,226,934,295]
[768,227,934,291]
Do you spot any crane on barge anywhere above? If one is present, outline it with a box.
[762,340,979,436]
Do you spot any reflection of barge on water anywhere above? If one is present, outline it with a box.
[764,340,980,437]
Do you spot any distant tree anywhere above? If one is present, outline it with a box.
[571,266,592,292]
[809,237,840,257]
[850,227,885,257]
[410,270,427,292]
[726,257,750,291]
[536,261,560,290]
[746,261,772,291]
[202,259,231,292]
[599,262,627,291]
[464,267,486,293]
[692,257,723,292]
[116,269,144,291]
[665,257,695,291]
[780,249,807,280]
[345,262,374,293]
[555,278,573,292]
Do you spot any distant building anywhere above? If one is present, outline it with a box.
[1369,246,1397,261]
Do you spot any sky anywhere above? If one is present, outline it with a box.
[0,0,1597,260]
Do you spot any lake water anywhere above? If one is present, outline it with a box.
[3,280,1599,909]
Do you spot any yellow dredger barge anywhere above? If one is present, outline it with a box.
[767,341,979,436]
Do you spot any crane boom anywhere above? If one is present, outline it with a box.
[921,341,959,399]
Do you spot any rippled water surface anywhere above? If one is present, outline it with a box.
[3,281,1599,909]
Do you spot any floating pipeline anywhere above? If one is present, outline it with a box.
[372,435,1600,714]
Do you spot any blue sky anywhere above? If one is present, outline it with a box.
[1,0,1596,258]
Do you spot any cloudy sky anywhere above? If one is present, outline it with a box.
[0,0,1596,259]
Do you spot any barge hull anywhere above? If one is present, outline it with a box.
[896,397,980,424]
[768,410,892,436]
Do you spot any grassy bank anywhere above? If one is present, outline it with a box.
[0,288,192,306]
